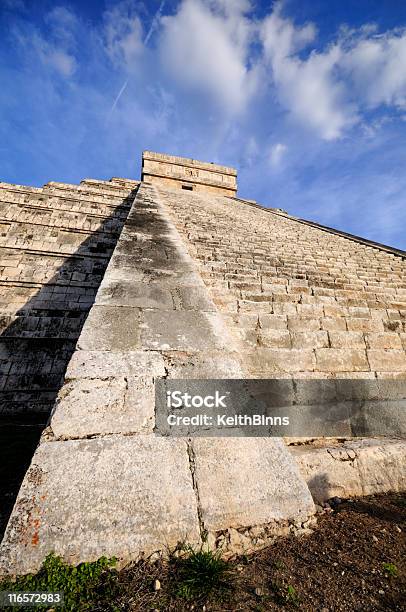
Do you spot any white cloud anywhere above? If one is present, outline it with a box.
[260,7,357,140]
[269,142,287,167]
[104,1,144,68]
[10,4,79,77]
[342,30,406,110]
[259,4,406,140]
[12,30,77,77]
[46,6,78,29]
[41,46,76,76]
[159,0,258,114]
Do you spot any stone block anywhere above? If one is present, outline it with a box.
[96,280,174,309]
[288,317,321,332]
[140,311,229,351]
[296,304,324,317]
[258,314,288,330]
[77,306,142,351]
[315,349,368,372]
[249,348,315,373]
[191,438,315,532]
[258,329,291,348]
[365,332,403,350]
[162,350,243,378]
[171,286,216,311]
[51,376,156,438]
[292,439,406,502]
[321,317,347,331]
[291,331,329,349]
[367,350,406,372]
[0,437,201,576]
[66,350,166,379]
[238,300,273,313]
[328,331,365,348]
[347,318,384,332]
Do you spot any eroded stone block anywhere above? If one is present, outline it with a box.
[190,438,315,532]
[0,436,201,576]
[66,350,166,379]
[51,376,156,438]
[77,306,142,351]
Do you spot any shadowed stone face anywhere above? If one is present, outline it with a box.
[0,178,138,538]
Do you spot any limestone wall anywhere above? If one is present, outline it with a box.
[158,186,406,379]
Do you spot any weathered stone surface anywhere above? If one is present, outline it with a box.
[51,376,155,438]
[77,306,142,351]
[315,349,368,372]
[140,310,229,351]
[249,348,315,373]
[66,350,166,379]
[141,151,237,197]
[0,178,136,416]
[0,436,201,576]
[367,350,406,372]
[291,438,406,503]
[96,280,174,309]
[162,350,243,378]
[2,158,406,577]
[191,438,315,532]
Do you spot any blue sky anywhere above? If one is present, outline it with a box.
[1,0,406,249]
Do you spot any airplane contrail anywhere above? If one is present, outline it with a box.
[109,79,128,116]
[144,0,166,45]
[109,1,166,117]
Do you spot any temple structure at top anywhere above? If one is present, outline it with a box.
[141,150,237,197]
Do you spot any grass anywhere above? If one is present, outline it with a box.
[0,546,236,611]
[271,581,301,608]
[170,544,235,603]
[382,562,398,578]
[0,553,119,611]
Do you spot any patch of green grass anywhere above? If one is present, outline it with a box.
[271,581,300,607]
[171,544,234,603]
[382,562,398,578]
[0,553,119,611]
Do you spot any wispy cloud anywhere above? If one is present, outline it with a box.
[269,143,287,167]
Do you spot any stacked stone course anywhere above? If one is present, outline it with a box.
[0,178,138,416]
[158,186,406,380]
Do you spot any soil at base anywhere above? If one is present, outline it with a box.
[115,493,405,612]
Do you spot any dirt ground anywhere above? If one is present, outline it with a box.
[114,493,405,612]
